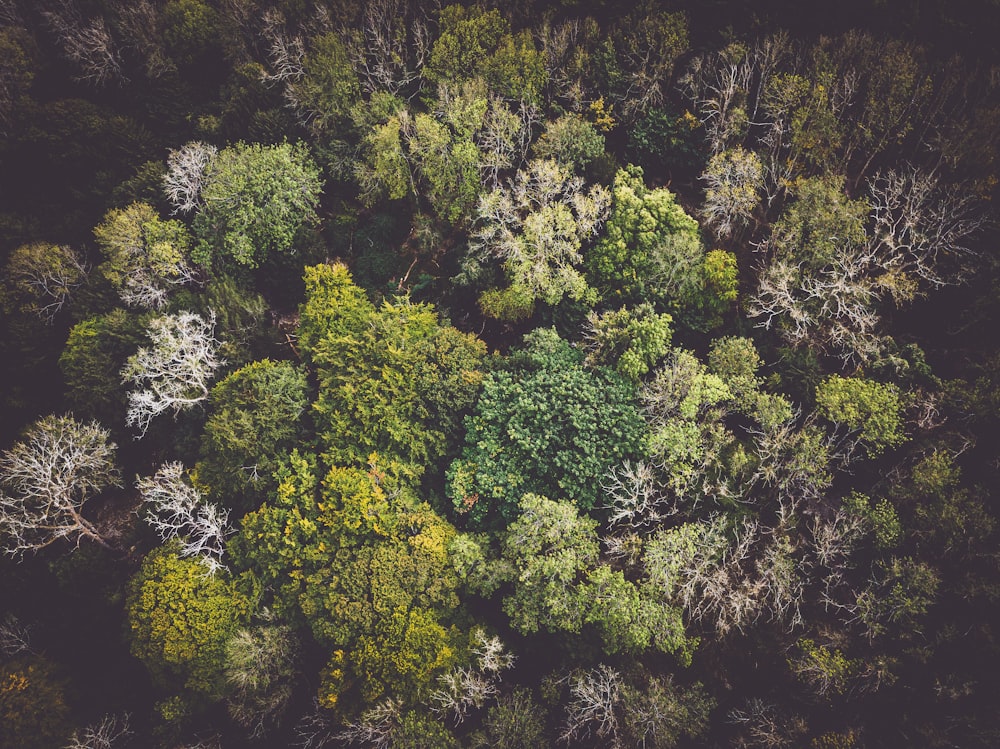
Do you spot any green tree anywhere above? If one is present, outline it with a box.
[448,328,645,526]
[470,688,547,749]
[93,202,197,309]
[586,166,707,313]
[289,31,361,135]
[60,309,147,425]
[192,142,322,269]
[815,375,906,455]
[235,455,461,711]
[299,263,485,482]
[126,542,250,702]
[583,303,673,382]
[498,494,600,634]
[425,5,545,103]
[195,359,309,509]
[531,113,606,171]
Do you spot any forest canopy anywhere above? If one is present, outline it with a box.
[1,1,1000,748]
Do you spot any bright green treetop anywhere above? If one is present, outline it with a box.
[126,542,250,702]
[192,142,322,269]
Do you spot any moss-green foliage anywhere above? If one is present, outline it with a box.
[770,176,868,268]
[0,656,71,749]
[455,494,690,655]
[290,32,361,135]
[192,141,322,269]
[195,359,309,509]
[532,113,606,171]
[395,711,460,749]
[470,688,548,749]
[585,165,731,328]
[815,375,906,455]
[627,106,703,175]
[299,263,486,482]
[425,5,546,103]
[448,328,645,527]
[93,202,193,306]
[789,638,859,696]
[235,453,460,711]
[889,449,995,554]
[59,308,148,426]
[856,556,939,640]
[126,543,250,702]
[584,303,673,382]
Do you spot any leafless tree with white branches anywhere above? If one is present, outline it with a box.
[64,713,132,749]
[122,311,223,438]
[138,462,231,573]
[430,630,515,725]
[0,414,119,557]
[560,665,623,747]
[164,142,218,215]
[0,613,32,656]
[335,698,402,748]
[42,0,123,85]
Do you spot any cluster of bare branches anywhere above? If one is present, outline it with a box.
[64,713,132,749]
[334,698,402,748]
[138,462,231,573]
[348,0,431,96]
[728,699,807,749]
[600,460,674,531]
[225,622,299,738]
[559,665,623,747]
[41,0,123,85]
[164,142,218,216]
[0,414,119,556]
[0,613,32,656]
[430,630,515,725]
[122,311,223,438]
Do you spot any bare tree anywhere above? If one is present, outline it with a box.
[335,698,402,748]
[600,460,674,531]
[138,462,231,573]
[0,414,119,556]
[0,613,32,656]
[42,0,123,85]
[728,699,807,749]
[867,166,988,290]
[112,0,174,79]
[430,630,514,725]
[560,665,623,747]
[226,622,299,738]
[293,700,340,749]
[164,142,218,215]
[347,0,431,96]
[122,311,223,438]
[64,713,132,749]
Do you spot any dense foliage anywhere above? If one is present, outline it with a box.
[2,1,999,747]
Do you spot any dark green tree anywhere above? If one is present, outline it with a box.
[448,328,645,527]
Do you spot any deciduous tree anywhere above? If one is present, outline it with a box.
[94,202,198,309]
[122,310,223,438]
[192,141,322,269]
[448,328,645,526]
[0,414,118,556]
